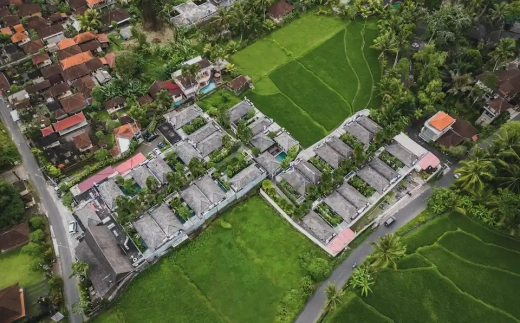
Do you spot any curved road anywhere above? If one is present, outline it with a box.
[295,167,457,323]
[0,100,82,322]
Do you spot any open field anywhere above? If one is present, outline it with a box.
[324,213,520,323]
[0,247,44,289]
[95,196,330,323]
[231,14,381,147]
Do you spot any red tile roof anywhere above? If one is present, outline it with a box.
[268,0,293,19]
[73,132,92,150]
[52,112,86,132]
[60,92,87,113]
[73,31,97,44]
[41,125,54,136]
[60,52,93,70]
[32,53,50,65]
[77,166,116,192]
[57,38,76,50]
[115,153,146,174]
[11,32,27,43]
[0,27,12,35]
[429,111,455,131]
[104,52,116,69]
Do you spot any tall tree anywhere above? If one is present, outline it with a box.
[455,154,495,193]
[369,233,406,270]
[0,180,24,230]
[489,37,517,71]
[137,0,163,30]
[351,266,374,297]
[78,9,102,32]
[324,283,344,310]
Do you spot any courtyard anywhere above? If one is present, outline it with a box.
[231,14,381,147]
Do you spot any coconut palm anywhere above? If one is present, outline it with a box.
[455,155,495,193]
[371,31,398,61]
[350,266,374,297]
[369,233,406,270]
[445,71,474,96]
[229,2,250,41]
[324,283,344,310]
[489,38,517,71]
[78,9,102,32]
[253,0,273,21]
[488,2,509,27]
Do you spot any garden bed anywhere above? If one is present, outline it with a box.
[348,176,375,197]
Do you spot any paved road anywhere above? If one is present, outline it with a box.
[0,101,82,322]
[295,167,457,323]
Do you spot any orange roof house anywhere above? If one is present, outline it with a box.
[111,123,141,157]
[73,31,97,44]
[11,32,27,43]
[86,0,103,7]
[429,111,455,131]
[0,27,12,35]
[58,38,76,50]
[13,24,24,33]
[60,51,93,70]
[97,33,109,43]
[104,52,116,69]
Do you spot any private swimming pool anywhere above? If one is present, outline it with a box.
[200,81,216,94]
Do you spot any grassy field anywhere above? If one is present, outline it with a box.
[95,196,330,323]
[232,14,381,147]
[0,247,44,289]
[324,212,520,323]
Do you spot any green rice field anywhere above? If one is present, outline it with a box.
[94,196,330,323]
[324,212,520,323]
[231,14,381,147]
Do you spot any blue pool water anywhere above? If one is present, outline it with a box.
[275,152,287,162]
[200,81,216,94]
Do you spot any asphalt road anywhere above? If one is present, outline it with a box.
[0,100,82,322]
[295,166,457,323]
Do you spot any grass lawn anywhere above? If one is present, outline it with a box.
[0,247,44,289]
[197,89,242,111]
[324,212,520,323]
[231,15,380,147]
[95,196,330,323]
[324,292,393,323]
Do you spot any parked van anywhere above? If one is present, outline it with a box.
[69,221,78,234]
[384,216,396,227]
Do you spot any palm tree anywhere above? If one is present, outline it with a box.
[253,0,273,21]
[369,233,406,270]
[78,9,102,32]
[445,71,474,96]
[324,283,344,310]
[489,38,517,71]
[455,155,495,193]
[229,2,249,41]
[350,266,374,297]
[371,31,398,62]
[488,2,509,27]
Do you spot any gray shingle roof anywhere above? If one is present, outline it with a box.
[181,184,212,217]
[166,105,203,130]
[385,143,418,167]
[256,151,281,175]
[327,137,353,158]
[344,122,373,146]
[356,115,381,134]
[187,122,217,144]
[369,158,398,181]
[195,175,226,203]
[281,168,310,196]
[251,134,275,152]
[302,210,335,242]
[336,182,368,209]
[314,143,343,169]
[149,203,183,236]
[228,100,254,124]
[147,157,172,184]
[249,117,272,136]
[197,131,224,157]
[294,160,322,184]
[274,132,298,152]
[175,141,202,164]
[75,202,101,227]
[133,215,167,249]
[130,165,156,189]
[357,166,389,193]
[230,164,263,192]
[97,177,124,210]
[324,192,358,222]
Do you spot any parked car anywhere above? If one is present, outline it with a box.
[454,173,461,179]
[384,216,396,227]
[153,148,161,155]
[158,142,166,149]
[145,132,158,142]
[69,221,78,234]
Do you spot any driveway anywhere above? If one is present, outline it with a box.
[295,166,457,323]
[0,100,82,323]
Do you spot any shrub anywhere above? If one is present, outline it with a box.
[29,216,45,230]
[307,258,331,281]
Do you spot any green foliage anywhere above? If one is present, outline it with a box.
[94,148,109,162]
[115,51,144,79]
[182,117,207,135]
[188,158,206,178]
[0,180,25,230]
[236,119,253,143]
[29,216,45,231]
[426,187,457,214]
[0,122,20,169]
[401,216,457,254]
[29,229,45,243]
[348,176,375,198]
[306,258,331,281]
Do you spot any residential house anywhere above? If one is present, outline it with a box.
[256,151,281,177]
[62,64,90,84]
[0,283,26,323]
[21,39,43,55]
[0,221,30,253]
[146,157,172,184]
[172,0,217,26]
[72,132,93,152]
[268,0,293,22]
[250,134,275,153]
[72,75,96,98]
[70,166,116,197]
[274,131,298,152]
[96,177,124,210]
[36,24,64,44]
[301,211,335,243]
[60,52,93,70]
[25,80,51,95]
[385,133,425,167]
[174,140,202,164]
[74,218,133,298]
[229,164,264,192]
[112,122,141,157]
[186,122,218,145]
[165,104,203,130]
[194,175,226,204]
[94,69,112,84]
[38,132,60,150]
[32,53,52,68]
[103,96,125,114]
[357,166,389,194]
[436,119,478,148]
[18,3,41,17]
[197,131,224,158]
[228,100,254,125]
[314,143,343,169]
[324,192,358,222]
[294,160,322,184]
[171,56,215,97]
[418,111,456,142]
[52,112,88,135]
[129,165,157,190]
[181,184,212,218]
[41,63,63,79]
[336,182,368,210]
[148,80,183,104]
[369,158,399,183]
[476,97,515,126]
[0,73,8,93]
[227,75,251,95]
[60,92,87,114]
[133,215,168,250]
[344,115,381,146]
[48,82,71,100]
[86,0,115,9]
[148,203,183,238]
[100,8,131,27]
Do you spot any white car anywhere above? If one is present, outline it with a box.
[69,221,78,234]
[153,148,161,156]
[454,173,461,179]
